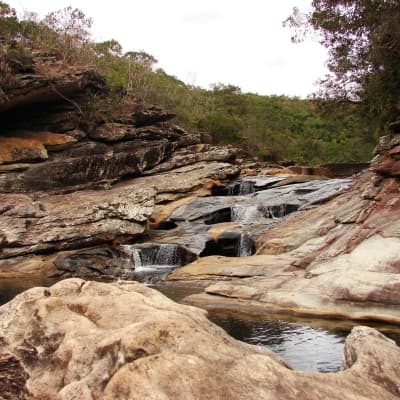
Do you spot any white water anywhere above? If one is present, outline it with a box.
[231,205,260,223]
[238,234,253,257]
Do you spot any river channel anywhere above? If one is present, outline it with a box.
[1,175,400,373]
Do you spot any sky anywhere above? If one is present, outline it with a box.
[9,0,329,98]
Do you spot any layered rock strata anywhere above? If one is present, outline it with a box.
[169,127,400,324]
[0,278,399,400]
[0,61,238,278]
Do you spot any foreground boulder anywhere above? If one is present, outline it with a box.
[0,278,399,400]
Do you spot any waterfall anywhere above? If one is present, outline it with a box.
[238,233,253,256]
[130,248,142,267]
[120,243,196,283]
[231,205,259,223]
[237,181,255,195]
[266,204,299,219]
[128,244,180,268]
[226,180,255,196]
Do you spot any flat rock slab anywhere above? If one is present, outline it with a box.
[169,170,400,324]
[0,278,399,399]
[0,186,155,258]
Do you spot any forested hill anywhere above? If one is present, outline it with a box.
[1,2,377,164]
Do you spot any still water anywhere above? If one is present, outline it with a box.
[156,285,400,373]
[207,312,347,372]
[2,279,400,373]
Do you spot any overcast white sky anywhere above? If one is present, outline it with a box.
[9,0,329,97]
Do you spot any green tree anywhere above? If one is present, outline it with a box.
[285,0,400,128]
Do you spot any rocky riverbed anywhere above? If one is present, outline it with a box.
[1,50,400,399]
[165,130,400,325]
[1,278,400,400]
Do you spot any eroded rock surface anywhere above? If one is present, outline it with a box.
[0,278,399,400]
[0,55,239,277]
[169,132,400,324]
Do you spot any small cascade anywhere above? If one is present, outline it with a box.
[212,180,255,196]
[265,204,299,219]
[231,205,259,223]
[130,247,142,267]
[200,234,255,258]
[230,180,255,196]
[121,243,197,283]
[238,233,254,256]
[133,244,180,267]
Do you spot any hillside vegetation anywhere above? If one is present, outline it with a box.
[0,2,378,164]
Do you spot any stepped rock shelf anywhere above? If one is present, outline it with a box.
[167,130,400,324]
[0,63,238,277]
[1,54,400,398]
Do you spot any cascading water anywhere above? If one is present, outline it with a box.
[133,245,180,268]
[225,180,255,196]
[121,244,197,283]
[265,204,300,219]
[231,205,260,223]
[238,233,254,256]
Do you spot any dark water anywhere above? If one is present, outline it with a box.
[206,310,400,372]
[153,285,400,373]
[2,279,400,373]
[207,312,347,372]
[0,277,60,305]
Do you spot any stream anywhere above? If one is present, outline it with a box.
[2,174,400,373]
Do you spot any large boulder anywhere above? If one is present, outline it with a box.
[0,279,399,400]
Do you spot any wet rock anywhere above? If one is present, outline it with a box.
[53,246,132,278]
[0,279,399,399]
[172,170,400,324]
[120,243,197,282]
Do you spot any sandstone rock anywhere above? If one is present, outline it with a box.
[130,102,175,126]
[0,131,77,165]
[0,69,106,114]
[132,161,240,203]
[144,146,238,175]
[0,139,176,193]
[0,186,155,258]
[0,279,399,399]
[373,158,400,176]
[170,169,400,324]
[0,161,239,273]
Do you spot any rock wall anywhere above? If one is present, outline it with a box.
[0,60,239,277]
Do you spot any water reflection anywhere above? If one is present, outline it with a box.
[0,277,60,305]
[207,313,347,372]
[206,310,400,373]
[2,279,400,374]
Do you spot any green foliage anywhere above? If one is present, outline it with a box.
[285,0,400,129]
[198,112,244,143]
[0,2,378,164]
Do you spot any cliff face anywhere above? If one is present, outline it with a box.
[0,60,239,276]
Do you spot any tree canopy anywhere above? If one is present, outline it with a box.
[285,0,400,128]
[0,2,379,164]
